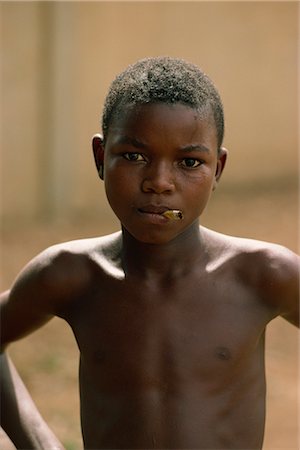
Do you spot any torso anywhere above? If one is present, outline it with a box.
[56,227,279,449]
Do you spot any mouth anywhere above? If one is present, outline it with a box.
[138,205,170,215]
[162,210,183,220]
[137,205,184,222]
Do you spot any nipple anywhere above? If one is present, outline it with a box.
[162,209,184,220]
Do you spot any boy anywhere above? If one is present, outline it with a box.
[1,57,299,449]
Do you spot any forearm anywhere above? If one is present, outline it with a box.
[0,352,65,450]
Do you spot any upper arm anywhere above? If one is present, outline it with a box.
[1,250,59,350]
[260,245,299,327]
[1,245,94,350]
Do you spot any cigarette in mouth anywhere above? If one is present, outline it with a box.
[162,210,184,220]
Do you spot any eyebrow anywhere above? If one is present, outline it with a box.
[114,136,211,153]
[114,135,147,149]
[179,144,211,153]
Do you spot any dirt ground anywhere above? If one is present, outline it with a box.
[0,186,299,450]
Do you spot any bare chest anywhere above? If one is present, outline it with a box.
[68,275,269,449]
[67,274,270,391]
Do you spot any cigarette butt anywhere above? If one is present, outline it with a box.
[162,210,184,220]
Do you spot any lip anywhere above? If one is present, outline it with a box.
[138,205,171,215]
[137,204,182,225]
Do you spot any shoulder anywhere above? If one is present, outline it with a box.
[28,231,122,283]
[202,226,298,268]
[11,232,122,314]
[202,227,299,326]
[26,231,121,270]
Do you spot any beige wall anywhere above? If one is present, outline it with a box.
[1,2,298,222]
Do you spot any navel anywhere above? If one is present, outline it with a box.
[215,346,231,361]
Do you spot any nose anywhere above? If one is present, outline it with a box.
[142,161,176,194]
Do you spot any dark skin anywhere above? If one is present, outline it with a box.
[0,351,65,449]
[1,103,299,449]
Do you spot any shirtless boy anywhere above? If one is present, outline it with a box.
[1,57,299,450]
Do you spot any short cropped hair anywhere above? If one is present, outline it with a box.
[102,56,224,149]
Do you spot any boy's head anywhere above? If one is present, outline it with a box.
[102,56,224,150]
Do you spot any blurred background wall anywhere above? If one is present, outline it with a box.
[1,1,298,225]
[0,3,299,449]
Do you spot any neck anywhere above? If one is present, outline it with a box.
[120,222,207,280]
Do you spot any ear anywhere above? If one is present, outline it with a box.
[92,134,105,180]
[213,147,228,190]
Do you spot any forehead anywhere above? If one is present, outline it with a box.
[107,102,218,150]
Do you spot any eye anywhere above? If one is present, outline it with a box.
[180,158,202,168]
[123,152,145,162]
